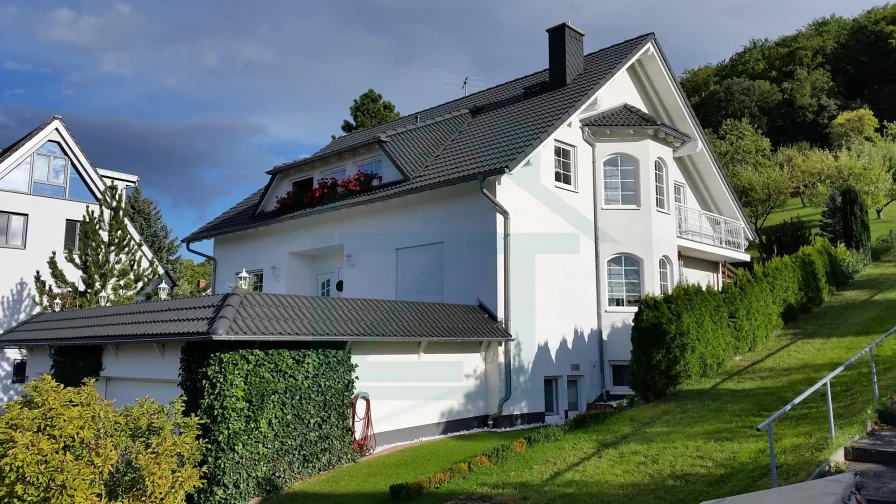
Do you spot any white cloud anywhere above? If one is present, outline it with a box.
[37,3,138,51]
[3,61,50,73]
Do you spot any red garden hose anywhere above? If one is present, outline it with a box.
[352,392,376,455]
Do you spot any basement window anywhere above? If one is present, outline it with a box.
[611,363,630,388]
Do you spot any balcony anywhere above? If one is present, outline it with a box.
[675,204,748,253]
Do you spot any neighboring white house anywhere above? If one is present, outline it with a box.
[1,24,752,445]
[0,116,171,403]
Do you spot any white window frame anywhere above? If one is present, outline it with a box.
[602,154,639,208]
[320,166,347,181]
[64,219,80,252]
[659,256,672,295]
[553,142,577,191]
[654,159,668,213]
[674,182,686,206]
[566,376,581,413]
[356,157,383,176]
[606,254,642,312]
[544,377,560,416]
[0,211,27,249]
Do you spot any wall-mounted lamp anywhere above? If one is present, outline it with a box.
[237,268,250,290]
[158,283,170,300]
[345,253,355,268]
[270,264,280,281]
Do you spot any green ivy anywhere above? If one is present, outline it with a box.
[50,345,104,387]
[179,342,358,504]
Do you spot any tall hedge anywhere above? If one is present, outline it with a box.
[630,284,732,402]
[631,239,857,401]
[840,186,871,256]
[179,343,358,504]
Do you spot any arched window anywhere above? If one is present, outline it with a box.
[659,256,672,295]
[603,155,638,207]
[654,159,667,211]
[607,254,641,307]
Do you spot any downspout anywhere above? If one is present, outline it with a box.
[583,128,607,398]
[479,175,512,428]
[185,241,218,294]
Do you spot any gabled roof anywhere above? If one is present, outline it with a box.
[581,103,691,142]
[184,33,655,243]
[0,289,511,345]
[0,116,176,284]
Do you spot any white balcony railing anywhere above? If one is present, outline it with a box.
[675,204,748,252]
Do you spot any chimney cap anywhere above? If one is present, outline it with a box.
[546,22,585,37]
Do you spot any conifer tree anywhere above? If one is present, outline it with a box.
[34,185,160,310]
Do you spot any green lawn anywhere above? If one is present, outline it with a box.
[275,257,896,504]
[765,196,896,240]
[267,430,527,504]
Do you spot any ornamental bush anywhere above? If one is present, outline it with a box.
[631,238,860,401]
[0,376,204,504]
[758,217,814,259]
[840,186,871,256]
[179,342,358,504]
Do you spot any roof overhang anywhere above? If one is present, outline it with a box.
[8,334,512,347]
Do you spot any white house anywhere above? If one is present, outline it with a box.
[0,116,171,402]
[1,24,752,445]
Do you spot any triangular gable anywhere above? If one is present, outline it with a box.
[0,117,175,284]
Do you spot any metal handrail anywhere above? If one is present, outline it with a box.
[756,325,896,487]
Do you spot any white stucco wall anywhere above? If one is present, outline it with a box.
[352,341,498,434]
[681,256,720,289]
[214,181,499,310]
[22,343,183,406]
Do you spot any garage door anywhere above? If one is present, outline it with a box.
[103,378,182,406]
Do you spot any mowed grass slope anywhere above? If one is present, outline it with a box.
[267,430,527,504]
[410,259,896,503]
[278,257,896,504]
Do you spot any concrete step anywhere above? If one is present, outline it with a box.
[845,430,896,466]
[845,462,896,504]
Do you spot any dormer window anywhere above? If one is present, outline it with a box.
[291,177,313,197]
[321,167,346,180]
[357,158,382,176]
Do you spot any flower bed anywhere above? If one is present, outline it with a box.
[274,171,380,213]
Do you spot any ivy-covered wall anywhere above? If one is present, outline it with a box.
[179,342,358,504]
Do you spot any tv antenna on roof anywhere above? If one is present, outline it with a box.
[442,76,485,97]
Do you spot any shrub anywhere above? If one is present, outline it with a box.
[0,376,204,504]
[632,238,863,401]
[630,283,733,401]
[523,424,566,445]
[722,268,780,353]
[564,409,616,431]
[180,343,358,504]
[50,344,104,387]
[871,231,896,261]
[758,217,814,259]
[840,186,871,255]
[818,190,843,244]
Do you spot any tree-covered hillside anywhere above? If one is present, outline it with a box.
[681,4,896,148]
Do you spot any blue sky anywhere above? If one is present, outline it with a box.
[0,0,881,256]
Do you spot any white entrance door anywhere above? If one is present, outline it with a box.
[316,271,337,297]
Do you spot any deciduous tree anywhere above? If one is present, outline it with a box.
[708,119,791,245]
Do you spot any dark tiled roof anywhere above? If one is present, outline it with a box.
[185,33,655,242]
[0,290,510,345]
[581,103,691,142]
